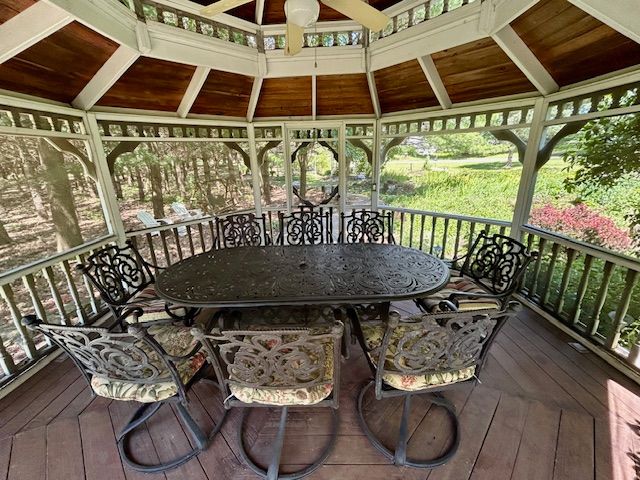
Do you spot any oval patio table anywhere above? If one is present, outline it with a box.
[155,243,450,309]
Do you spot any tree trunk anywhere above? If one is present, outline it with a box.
[135,167,145,201]
[38,139,83,251]
[113,174,123,199]
[299,149,308,199]
[260,155,272,204]
[0,219,12,245]
[18,140,48,221]
[147,161,164,218]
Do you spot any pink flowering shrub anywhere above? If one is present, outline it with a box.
[530,203,633,252]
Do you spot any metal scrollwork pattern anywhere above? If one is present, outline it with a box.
[210,329,335,388]
[155,244,450,307]
[219,213,270,248]
[80,243,153,305]
[381,312,496,375]
[38,324,168,384]
[340,210,394,244]
[463,232,531,294]
[279,209,330,245]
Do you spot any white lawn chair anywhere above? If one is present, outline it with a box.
[136,211,187,236]
[171,202,205,221]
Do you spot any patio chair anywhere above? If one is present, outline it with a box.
[277,207,333,245]
[137,211,187,237]
[339,209,395,244]
[171,202,205,221]
[77,240,199,325]
[216,212,272,248]
[350,303,518,468]
[22,311,227,473]
[193,314,344,480]
[417,231,537,313]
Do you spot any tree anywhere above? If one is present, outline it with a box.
[563,113,640,245]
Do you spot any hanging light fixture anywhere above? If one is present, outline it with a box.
[285,0,320,27]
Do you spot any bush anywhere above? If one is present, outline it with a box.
[530,203,633,253]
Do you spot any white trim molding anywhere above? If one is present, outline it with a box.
[568,0,640,44]
[492,25,559,95]
[72,45,140,110]
[366,71,381,119]
[246,77,264,122]
[177,66,211,117]
[417,54,452,109]
[0,2,73,64]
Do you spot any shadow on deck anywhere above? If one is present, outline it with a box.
[0,305,639,480]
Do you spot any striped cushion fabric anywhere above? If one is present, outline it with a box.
[422,276,501,313]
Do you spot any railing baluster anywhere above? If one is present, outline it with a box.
[468,222,476,252]
[541,243,561,306]
[453,219,462,259]
[43,266,70,326]
[408,213,415,248]
[528,238,547,298]
[209,220,217,249]
[429,217,437,255]
[77,253,99,315]
[399,211,405,246]
[441,218,449,259]
[570,254,594,325]
[198,223,206,252]
[160,231,172,265]
[606,269,639,349]
[555,248,577,317]
[0,284,37,359]
[61,260,88,324]
[173,228,183,261]
[0,334,16,376]
[145,233,159,271]
[419,214,426,251]
[186,226,195,256]
[22,274,48,324]
[587,261,614,336]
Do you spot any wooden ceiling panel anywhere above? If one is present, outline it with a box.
[190,70,255,117]
[96,58,196,112]
[511,0,640,86]
[262,0,400,24]
[254,76,312,117]
[316,74,374,116]
[0,21,118,104]
[373,60,439,114]
[0,0,36,24]
[432,38,536,104]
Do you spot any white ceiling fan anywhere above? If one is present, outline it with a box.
[199,0,390,56]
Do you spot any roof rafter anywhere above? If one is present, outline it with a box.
[366,71,381,119]
[72,45,140,110]
[492,25,559,95]
[177,66,211,118]
[567,0,640,44]
[255,0,265,25]
[0,2,73,64]
[417,55,451,109]
[246,77,264,121]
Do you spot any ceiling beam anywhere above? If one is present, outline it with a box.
[255,0,265,25]
[177,66,211,118]
[72,45,140,110]
[246,77,263,121]
[366,71,381,119]
[492,25,559,95]
[0,2,73,64]
[483,0,541,34]
[567,0,640,44]
[417,55,451,109]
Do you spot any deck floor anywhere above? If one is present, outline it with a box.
[0,305,639,480]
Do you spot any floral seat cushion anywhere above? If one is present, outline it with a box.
[227,336,336,407]
[90,323,205,403]
[361,322,476,392]
[125,285,187,322]
[421,276,501,313]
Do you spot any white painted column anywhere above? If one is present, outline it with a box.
[372,119,382,209]
[247,124,263,216]
[511,97,547,239]
[283,126,293,212]
[338,122,347,213]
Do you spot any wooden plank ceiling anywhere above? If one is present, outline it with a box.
[254,76,312,117]
[190,70,254,117]
[374,60,439,113]
[316,74,374,116]
[0,0,35,25]
[432,38,536,104]
[190,0,401,24]
[511,0,640,87]
[96,58,196,112]
[0,22,118,104]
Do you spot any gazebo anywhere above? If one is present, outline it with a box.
[0,0,639,478]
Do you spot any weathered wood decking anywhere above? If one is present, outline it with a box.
[0,305,639,480]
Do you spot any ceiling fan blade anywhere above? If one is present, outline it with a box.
[321,0,390,32]
[200,0,253,17]
[285,22,304,56]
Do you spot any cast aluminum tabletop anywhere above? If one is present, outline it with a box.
[155,243,450,308]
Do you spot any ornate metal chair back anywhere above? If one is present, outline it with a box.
[22,316,184,395]
[193,322,344,408]
[77,240,154,308]
[339,210,395,244]
[459,231,537,295]
[217,213,272,248]
[370,305,517,397]
[277,207,333,245]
